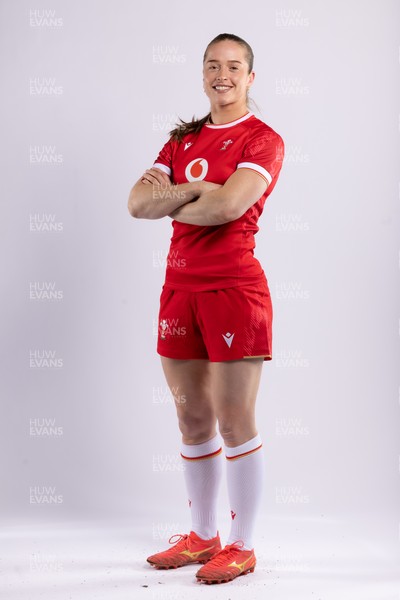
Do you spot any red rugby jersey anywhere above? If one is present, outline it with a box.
[153,111,284,291]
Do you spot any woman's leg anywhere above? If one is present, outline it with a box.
[160,357,223,539]
[160,356,216,444]
[211,358,265,550]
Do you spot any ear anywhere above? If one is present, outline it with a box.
[247,70,255,87]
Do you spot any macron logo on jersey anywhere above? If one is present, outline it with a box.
[222,332,235,348]
[185,158,208,182]
[184,142,193,151]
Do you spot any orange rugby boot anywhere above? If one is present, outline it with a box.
[146,530,222,569]
[195,540,256,584]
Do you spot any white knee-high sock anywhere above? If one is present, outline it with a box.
[225,433,265,550]
[180,433,223,540]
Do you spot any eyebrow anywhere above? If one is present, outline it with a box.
[206,59,243,64]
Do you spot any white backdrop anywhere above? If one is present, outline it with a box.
[1,0,400,565]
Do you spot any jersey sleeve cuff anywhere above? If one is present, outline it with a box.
[237,162,272,185]
[153,162,172,176]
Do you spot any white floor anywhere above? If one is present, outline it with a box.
[1,513,399,600]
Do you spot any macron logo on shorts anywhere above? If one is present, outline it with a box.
[222,332,235,348]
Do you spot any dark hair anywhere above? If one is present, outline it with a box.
[169,33,254,143]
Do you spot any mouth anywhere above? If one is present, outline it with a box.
[212,85,233,93]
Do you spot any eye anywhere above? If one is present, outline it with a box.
[230,66,239,71]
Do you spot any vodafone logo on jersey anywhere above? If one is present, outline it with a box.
[185,158,208,182]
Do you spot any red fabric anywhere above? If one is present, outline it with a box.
[157,276,273,362]
[153,112,284,291]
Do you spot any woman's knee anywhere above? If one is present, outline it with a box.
[178,413,216,444]
[218,417,257,447]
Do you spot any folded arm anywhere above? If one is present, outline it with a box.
[127,168,202,220]
[168,169,269,226]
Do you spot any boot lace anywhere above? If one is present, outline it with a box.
[163,533,189,553]
[205,540,244,567]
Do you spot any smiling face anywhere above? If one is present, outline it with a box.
[203,40,255,110]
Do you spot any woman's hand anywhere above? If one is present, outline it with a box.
[141,167,171,186]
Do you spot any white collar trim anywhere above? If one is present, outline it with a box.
[205,111,254,129]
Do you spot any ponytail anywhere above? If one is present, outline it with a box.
[169,113,211,143]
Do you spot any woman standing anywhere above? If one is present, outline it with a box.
[128,33,284,585]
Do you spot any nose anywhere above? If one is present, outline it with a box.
[216,65,229,81]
